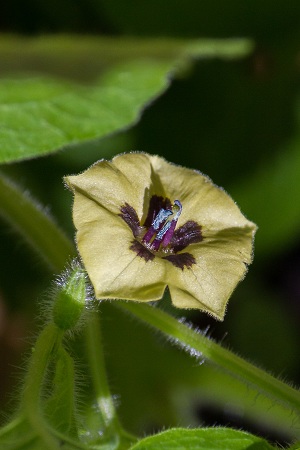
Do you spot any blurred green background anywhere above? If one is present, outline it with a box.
[0,1,300,445]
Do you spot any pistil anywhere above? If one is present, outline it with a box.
[143,200,182,251]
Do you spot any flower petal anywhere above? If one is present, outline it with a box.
[72,191,167,301]
[66,153,163,219]
[167,226,255,320]
[170,220,203,252]
[148,155,255,232]
[66,152,256,319]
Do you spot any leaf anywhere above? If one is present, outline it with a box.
[0,36,252,164]
[129,427,276,450]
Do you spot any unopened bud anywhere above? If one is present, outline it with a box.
[52,263,86,331]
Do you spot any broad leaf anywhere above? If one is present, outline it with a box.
[129,427,276,450]
[0,36,252,163]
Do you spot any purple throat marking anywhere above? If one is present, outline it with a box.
[119,195,202,269]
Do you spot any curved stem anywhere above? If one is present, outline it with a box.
[116,301,300,437]
[49,426,89,450]
[3,168,300,438]
[0,172,75,272]
[21,323,64,449]
[21,323,63,408]
[0,415,24,436]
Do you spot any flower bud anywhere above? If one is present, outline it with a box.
[52,263,86,331]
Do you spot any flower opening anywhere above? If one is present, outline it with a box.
[120,196,201,269]
[65,152,257,320]
[143,199,182,250]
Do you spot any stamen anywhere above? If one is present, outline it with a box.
[143,199,182,251]
[160,200,182,248]
[152,208,173,230]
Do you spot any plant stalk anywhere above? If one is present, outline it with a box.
[117,301,300,437]
[85,311,123,436]
[0,172,75,272]
[21,323,64,449]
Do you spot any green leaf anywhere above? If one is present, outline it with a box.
[129,427,276,450]
[0,36,252,164]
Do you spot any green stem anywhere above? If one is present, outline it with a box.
[0,172,75,272]
[85,312,137,446]
[117,302,300,435]
[49,426,89,450]
[22,323,63,407]
[0,415,24,436]
[21,323,64,449]
[3,171,300,437]
[85,311,124,437]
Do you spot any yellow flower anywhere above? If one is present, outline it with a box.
[65,152,256,320]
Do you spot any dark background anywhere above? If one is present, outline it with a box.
[0,1,300,445]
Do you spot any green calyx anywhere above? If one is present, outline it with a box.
[52,263,87,331]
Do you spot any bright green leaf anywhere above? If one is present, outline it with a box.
[129,427,276,450]
[0,36,252,164]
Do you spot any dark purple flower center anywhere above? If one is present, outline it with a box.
[142,199,182,251]
[119,195,203,270]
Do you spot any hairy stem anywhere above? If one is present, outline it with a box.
[21,323,64,449]
[3,175,300,437]
[117,301,300,437]
[0,172,75,272]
